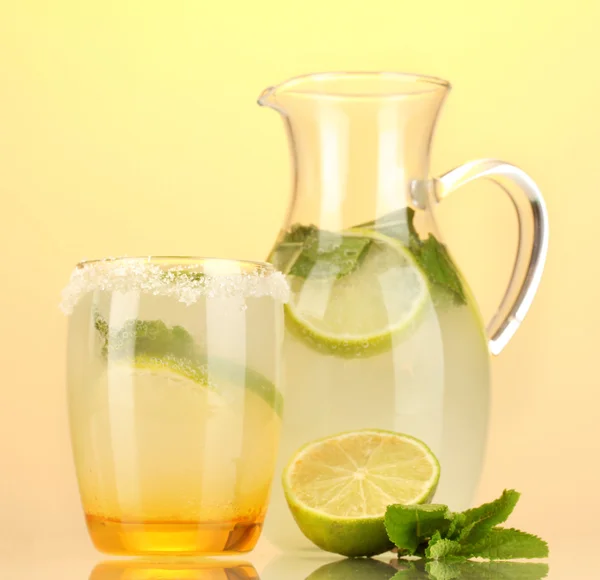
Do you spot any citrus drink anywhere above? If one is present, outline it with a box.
[63,258,287,555]
[265,221,489,550]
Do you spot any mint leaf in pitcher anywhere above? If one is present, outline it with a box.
[369,207,466,306]
[278,207,467,305]
[277,224,372,279]
[410,234,466,307]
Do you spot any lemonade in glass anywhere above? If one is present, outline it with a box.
[61,257,288,555]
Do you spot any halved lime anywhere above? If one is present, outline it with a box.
[285,229,429,358]
[282,429,440,557]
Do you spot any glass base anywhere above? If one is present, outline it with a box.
[86,514,263,555]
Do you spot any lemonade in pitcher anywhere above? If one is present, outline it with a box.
[266,212,489,549]
[259,72,548,550]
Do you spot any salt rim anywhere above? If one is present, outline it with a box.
[60,258,290,315]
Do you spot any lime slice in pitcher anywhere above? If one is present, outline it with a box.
[285,229,429,357]
[283,429,440,557]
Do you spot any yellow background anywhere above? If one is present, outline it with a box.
[0,0,597,563]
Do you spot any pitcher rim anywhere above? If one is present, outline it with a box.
[260,71,451,102]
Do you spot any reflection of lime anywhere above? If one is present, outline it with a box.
[283,429,440,557]
[285,229,428,358]
[306,559,399,580]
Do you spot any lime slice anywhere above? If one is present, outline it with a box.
[282,429,440,557]
[99,352,283,417]
[131,353,215,387]
[285,229,429,358]
[96,355,227,419]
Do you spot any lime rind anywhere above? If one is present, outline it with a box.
[131,353,216,389]
[282,429,440,557]
[284,229,430,358]
[132,354,284,417]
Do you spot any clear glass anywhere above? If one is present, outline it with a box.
[62,257,288,555]
[259,72,548,550]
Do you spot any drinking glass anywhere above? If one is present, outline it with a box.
[61,257,288,555]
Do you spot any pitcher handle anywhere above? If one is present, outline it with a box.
[434,159,549,356]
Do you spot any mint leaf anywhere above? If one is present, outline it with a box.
[460,528,549,560]
[94,313,198,361]
[274,211,466,306]
[425,560,549,580]
[357,207,416,246]
[385,504,453,554]
[410,234,466,306]
[362,207,466,306]
[425,531,465,561]
[457,490,520,545]
[281,224,372,279]
[446,512,466,540]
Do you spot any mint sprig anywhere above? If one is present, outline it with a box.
[275,208,466,306]
[278,224,372,279]
[385,490,548,562]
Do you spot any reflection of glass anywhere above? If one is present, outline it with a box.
[90,559,259,580]
[62,257,288,555]
[259,72,549,550]
[304,558,550,580]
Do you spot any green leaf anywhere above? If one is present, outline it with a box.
[385,504,453,554]
[281,224,372,279]
[425,531,465,561]
[457,490,521,545]
[446,512,466,540]
[357,207,416,245]
[460,528,549,560]
[94,313,199,361]
[274,210,466,306]
[410,234,466,306]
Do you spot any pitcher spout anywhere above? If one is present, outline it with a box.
[257,85,277,108]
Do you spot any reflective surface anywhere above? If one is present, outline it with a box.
[0,533,594,580]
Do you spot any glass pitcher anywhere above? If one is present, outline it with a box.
[258,72,548,551]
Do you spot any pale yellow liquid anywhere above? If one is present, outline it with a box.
[264,299,489,551]
[68,293,281,555]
